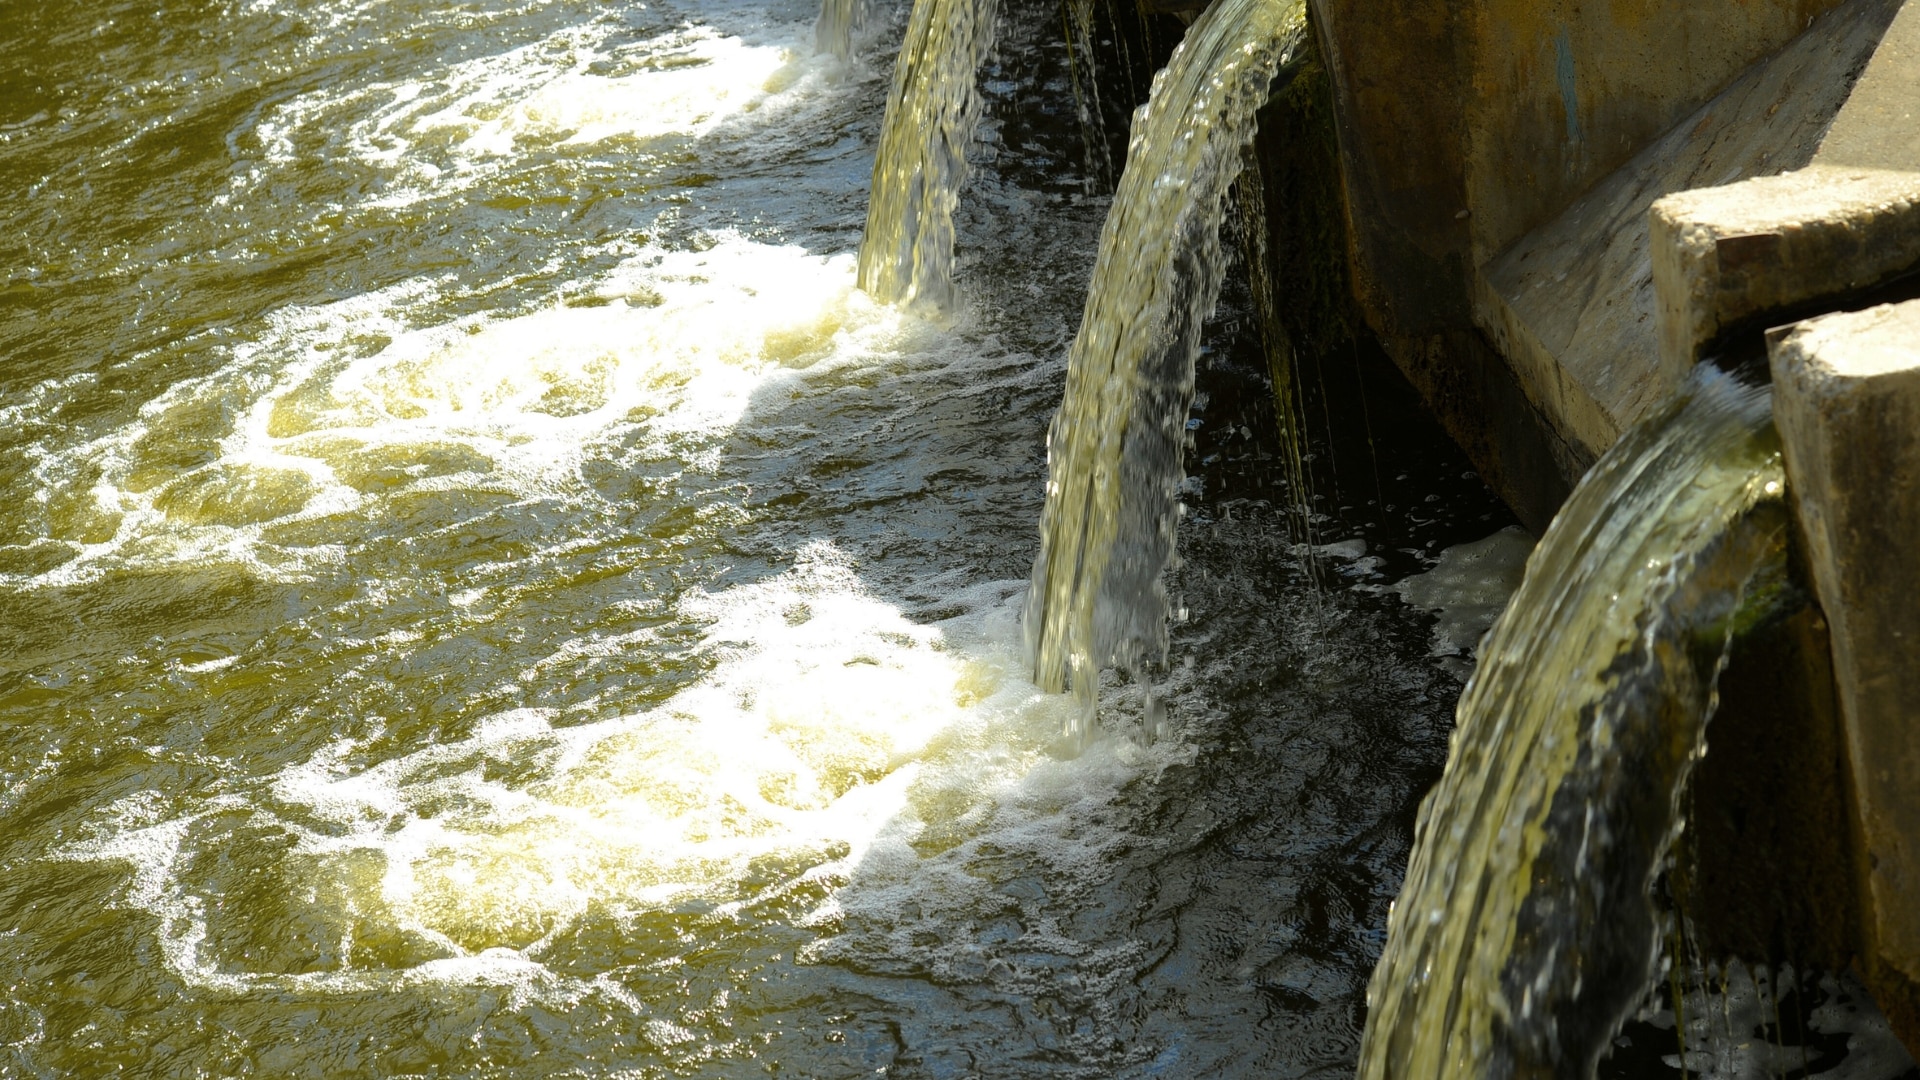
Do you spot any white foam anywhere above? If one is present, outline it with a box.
[428,31,814,157]
[1395,525,1535,663]
[11,235,897,587]
[52,547,1170,996]
[1639,962,1918,1080]
[250,19,842,210]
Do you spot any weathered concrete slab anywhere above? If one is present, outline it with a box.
[1306,0,1897,524]
[1770,300,1920,1047]
[1819,0,1920,169]
[1474,0,1900,459]
[1652,166,1920,384]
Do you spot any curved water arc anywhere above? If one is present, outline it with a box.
[1023,0,1310,730]
[1359,365,1797,1080]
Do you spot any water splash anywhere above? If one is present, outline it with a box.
[8,236,890,587]
[1024,0,1308,728]
[856,0,1000,307]
[1358,367,1795,1080]
[1232,137,1319,558]
[1614,962,1919,1080]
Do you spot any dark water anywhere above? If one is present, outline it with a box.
[0,0,1516,1075]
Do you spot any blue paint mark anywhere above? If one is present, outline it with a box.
[1555,30,1583,144]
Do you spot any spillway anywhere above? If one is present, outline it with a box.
[0,0,1511,1075]
[855,0,1000,308]
[1359,366,1795,1080]
[1023,0,1308,728]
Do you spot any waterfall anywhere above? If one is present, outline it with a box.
[1024,0,1308,727]
[816,0,866,58]
[856,0,1000,307]
[1357,366,1794,1080]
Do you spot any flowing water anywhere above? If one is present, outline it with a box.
[816,0,868,59]
[854,0,997,307]
[1059,0,1118,190]
[1358,367,1797,1080]
[0,0,1520,1075]
[1024,0,1307,722]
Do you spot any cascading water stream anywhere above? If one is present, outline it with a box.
[855,0,1000,307]
[815,0,867,58]
[1357,366,1795,1080]
[1024,0,1308,727]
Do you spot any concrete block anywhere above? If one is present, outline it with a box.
[1652,165,1920,384]
[1461,0,1849,266]
[1770,299,1920,1045]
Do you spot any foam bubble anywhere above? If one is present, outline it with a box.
[1395,525,1535,667]
[428,32,815,157]
[1631,963,1919,1080]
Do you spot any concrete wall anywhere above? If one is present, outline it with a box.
[1305,0,1872,527]
[1310,0,1846,340]
[1463,0,1844,265]
[1483,0,1900,459]
[1312,1,1470,341]
[1644,2,1920,1037]
[1773,301,1920,1048]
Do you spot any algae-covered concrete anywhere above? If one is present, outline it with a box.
[1310,0,1466,341]
[1683,606,1857,976]
[1772,300,1920,1048]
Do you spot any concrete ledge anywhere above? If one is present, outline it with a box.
[1652,165,1920,382]
[1466,0,1889,457]
[1771,299,1920,1050]
[1820,0,1920,170]
[1474,0,1901,460]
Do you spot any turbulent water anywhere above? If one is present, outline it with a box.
[854,0,998,307]
[0,0,1512,1076]
[1602,962,1918,1080]
[1024,0,1307,723]
[1358,367,1795,1080]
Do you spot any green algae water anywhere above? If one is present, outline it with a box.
[0,0,1512,1075]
